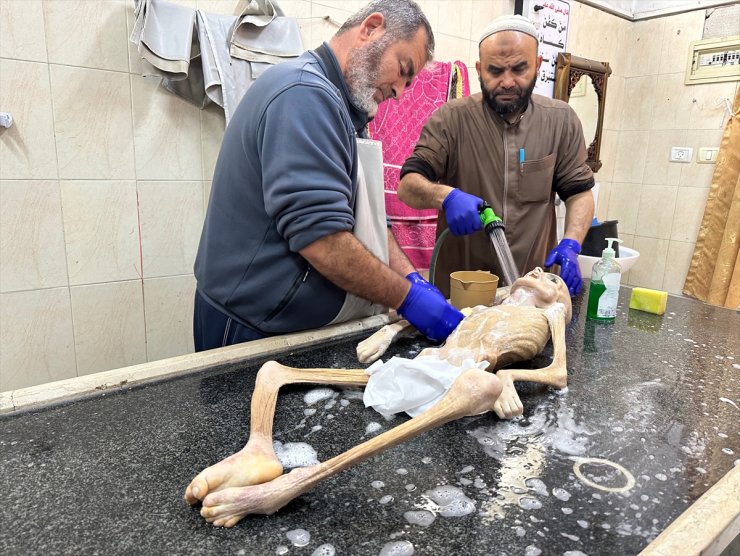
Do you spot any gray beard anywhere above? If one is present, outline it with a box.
[345,36,392,117]
[480,74,537,117]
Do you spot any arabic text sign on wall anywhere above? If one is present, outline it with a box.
[525,0,570,98]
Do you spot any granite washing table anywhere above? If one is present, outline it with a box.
[1,288,739,555]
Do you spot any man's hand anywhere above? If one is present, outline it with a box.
[545,238,582,295]
[406,271,443,297]
[442,189,484,236]
[397,283,464,343]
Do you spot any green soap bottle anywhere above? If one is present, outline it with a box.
[586,237,623,322]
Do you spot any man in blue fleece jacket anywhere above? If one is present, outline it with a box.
[194,0,463,351]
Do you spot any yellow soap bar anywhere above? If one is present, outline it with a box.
[629,287,668,315]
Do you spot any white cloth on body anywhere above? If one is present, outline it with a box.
[363,356,490,418]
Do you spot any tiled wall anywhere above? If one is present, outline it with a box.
[0,0,737,391]
[567,4,739,292]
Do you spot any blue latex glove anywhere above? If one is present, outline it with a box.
[406,271,443,297]
[398,282,464,343]
[544,238,583,296]
[442,189,484,236]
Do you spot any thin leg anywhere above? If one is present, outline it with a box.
[199,368,503,527]
[184,361,369,505]
[493,303,568,419]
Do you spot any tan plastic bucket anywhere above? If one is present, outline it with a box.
[449,270,499,309]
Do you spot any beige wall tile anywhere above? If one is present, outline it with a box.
[0,180,68,292]
[435,34,472,66]
[629,236,669,289]
[607,182,642,235]
[663,240,694,295]
[687,81,738,130]
[44,0,129,72]
[470,0,514,41]
[201,104,225,181]
[50,65,136,179]
[671,186,709,243]
[468,37,480,67]
[680,128,724,188]
[60,180,141,285]
[0,60,58,180]
[204,180,212,213]
[468,69,481,95]
[658,11,705,75]
[70,280,146,375]
[643,129,686,186]
[606,17,630,79]
[309,3,350,46]
[143,274,196,361]
[621,75,657,131]
[635,184,678,239]
[623,18,665,78]
[0,0,47,61]
[650,72,692,130]
[569,3,627,70]
[138,181,203,278]
[131,75,203,180]
[0,287,76,391]
[613,130,649,184]
[436,0,472,39]
[619,233,634,249]
[415,0,440,35]
[124,0,143,75]
[314,0,364,13]
[598,129,618,182]
[602,75,623,132]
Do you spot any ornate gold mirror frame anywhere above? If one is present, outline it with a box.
[554,53,612,173]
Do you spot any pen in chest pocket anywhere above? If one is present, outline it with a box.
[519,148,524,173]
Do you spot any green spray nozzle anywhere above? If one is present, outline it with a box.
[479,202,503,229]
[603,237,623,259]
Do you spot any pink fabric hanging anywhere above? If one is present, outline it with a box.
[369,61,470,271]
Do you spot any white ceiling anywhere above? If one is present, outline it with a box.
[577,0,738,20]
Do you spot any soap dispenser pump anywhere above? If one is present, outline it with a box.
[587,237,623,322]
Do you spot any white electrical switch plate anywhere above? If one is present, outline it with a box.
[670,147,693,163]
[697,147,719,164]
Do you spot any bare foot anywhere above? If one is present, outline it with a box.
[493,369,524,419]
[184,437,284,505]
[200,467,315,527]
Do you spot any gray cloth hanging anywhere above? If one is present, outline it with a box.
[229,0,303,65]
[130,0,303,124]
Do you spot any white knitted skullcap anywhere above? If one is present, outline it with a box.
[479,14,538,45]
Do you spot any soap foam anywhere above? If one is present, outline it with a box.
[423,485,476,517]
[552,487,571,501]
[519,497,542,510]
[379,540,414,556]
[403,510,436,527]
[525,478,549,497]
[311,544,336,556]
[273,441,319,469]
[286,528,311,547]
[365,422,382,435]
[304,388,336,406]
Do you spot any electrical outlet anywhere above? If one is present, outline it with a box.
[670,147,693,163]
[697,147,719,164]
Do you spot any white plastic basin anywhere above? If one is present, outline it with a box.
[577,246,640,278]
